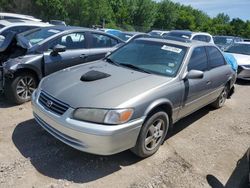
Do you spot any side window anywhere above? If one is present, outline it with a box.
[91,33,118,48]
[49,32,86,50]
[188,47,208,71]
[193,35,207,42]
[206,46,225,69]
[205,36,211,42]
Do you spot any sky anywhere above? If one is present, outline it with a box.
[171,0,250,21]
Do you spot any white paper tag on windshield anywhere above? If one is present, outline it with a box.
[48,29,60,33]
[161,45,182,53]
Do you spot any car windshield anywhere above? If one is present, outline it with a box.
[225,43,250,55]
[107,40,187,77]
[23,28,61,46]
[214,36,234,45]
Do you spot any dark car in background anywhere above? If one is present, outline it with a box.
[1,26,124,104]
[213,35,243,51]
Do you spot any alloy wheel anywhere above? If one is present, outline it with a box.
[144,119,164,151]
[16,76,36,100]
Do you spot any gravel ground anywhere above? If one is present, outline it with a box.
[0,81,249,188]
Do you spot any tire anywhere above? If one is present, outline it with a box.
[5,72,38,104]
[131,111,169,158]
[211,86,229,109]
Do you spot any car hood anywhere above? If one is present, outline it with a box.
[230,53,250,66]
[40,60,172,108]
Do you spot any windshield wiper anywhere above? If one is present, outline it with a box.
[119,63,151,74]
[105,57,120,66]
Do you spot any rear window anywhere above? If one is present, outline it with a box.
[206,46,225,68]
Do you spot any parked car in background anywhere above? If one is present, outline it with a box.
[0,19,51,63]
[102,29,125,41]
[148,30,169,38]
[213,35,243,51]
[0,12,41,22]
[165,30,214,44]
[119,31,149,42]
[49,20,66,26]
[32,38,235,158]
[1,26,124,104]
[225,42,250,80]
[103,29,149,42]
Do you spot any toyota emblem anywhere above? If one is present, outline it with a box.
[46,100,53,108]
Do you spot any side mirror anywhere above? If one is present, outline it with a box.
[52,44,66,54]
[186,70,204,79]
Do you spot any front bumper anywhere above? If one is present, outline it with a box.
[32,90,144,155]
[238,65,250,80]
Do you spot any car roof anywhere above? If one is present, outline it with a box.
[135,37,213,48]
[235,41,250,45]
[213,35,237,38]
[169,30,211,36]
[123,31,144,35]
[0,12,41,22]
[0,19,50,27]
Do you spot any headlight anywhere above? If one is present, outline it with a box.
[73,108,134,125]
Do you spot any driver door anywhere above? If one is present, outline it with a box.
[43,32,89,76]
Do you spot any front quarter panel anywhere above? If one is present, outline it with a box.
[119,79,184,123]
[3,54,43,80]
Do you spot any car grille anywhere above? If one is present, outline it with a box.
[38,91,69,115]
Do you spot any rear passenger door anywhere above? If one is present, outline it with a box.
[43,32,89,75]
[180,47,211,117]
[86,32,120,62]
[205,46,229,101]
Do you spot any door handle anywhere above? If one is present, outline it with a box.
[80,54,88,59]
[206,81,211,85]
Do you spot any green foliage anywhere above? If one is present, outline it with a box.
[0,0,249,38]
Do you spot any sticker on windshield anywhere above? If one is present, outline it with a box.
[161,45,182,53]
[165,68,173,74]
[48,29,60,33]
[168,63,175,67]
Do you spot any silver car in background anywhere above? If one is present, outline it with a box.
[32,38,235,158]
[225,42,250,80]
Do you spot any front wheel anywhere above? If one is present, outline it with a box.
[5,73,37,104]
[131,111,169,158]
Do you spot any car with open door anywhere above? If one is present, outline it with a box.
[32,37,236,157]
[0,19,51,64]
[1,26,124,104]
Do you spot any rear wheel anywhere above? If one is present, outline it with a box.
[5,73,37,104]
[211,86,228,109]
[131,111,169,158]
